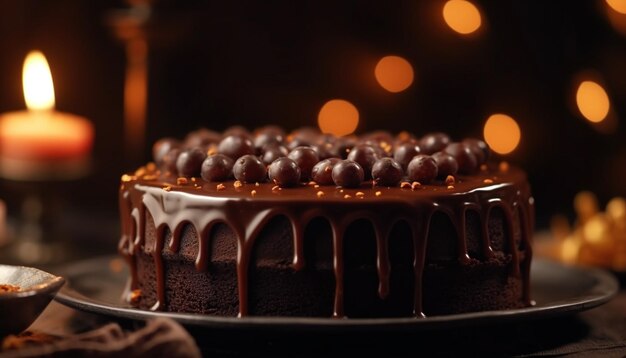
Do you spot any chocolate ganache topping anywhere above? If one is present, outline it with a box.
[119,126,534,318]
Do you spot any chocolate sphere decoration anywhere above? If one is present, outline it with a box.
[218,135,255,160]
[184,128,221,148]
[233,155,267,183]
[393,142,421,170]
[288,146,319,181]
[444,143,478,174]
[268,157,301,187]
[332,160,364,188]
[330,138,355,159]
[161,147,181,173]
[407,155,438,184]
[311,158,341,185]
[176,147,207,177]
[372,157,403,186]
[347,145,380,179]
[153,138,180,167]
[310,143,332,160]
[201,154,234,182]
[223,125,251,139]
[431,152,459,178]
[462,138,490,165]
[420,132,450,155]
[254,132,284,152]
[261,145,289,165]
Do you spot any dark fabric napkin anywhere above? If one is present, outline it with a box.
[0,318,201,358]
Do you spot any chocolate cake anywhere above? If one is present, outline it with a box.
[118,126,534,318]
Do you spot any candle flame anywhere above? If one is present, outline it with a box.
[23,51,55,111]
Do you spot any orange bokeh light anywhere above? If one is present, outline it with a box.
[374,55,414,93]
[607,0,626,14]
[318,99,359,137]
[576,81,610,123]
[442,0,482,35]
[483,114,521,155]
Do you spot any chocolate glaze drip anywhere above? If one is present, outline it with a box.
[118,167,534,318]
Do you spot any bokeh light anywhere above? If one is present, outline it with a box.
[483,114,521,155]
[576,81,610,123]
[607,0,626,14]
[318,99,359,137]
[374,55,414,93]
[442,0,482,35]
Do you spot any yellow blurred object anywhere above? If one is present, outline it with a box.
[547,192,626,270]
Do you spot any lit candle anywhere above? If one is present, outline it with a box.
[0,51,94,180]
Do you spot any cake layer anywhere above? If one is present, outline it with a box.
[119,165,533,317]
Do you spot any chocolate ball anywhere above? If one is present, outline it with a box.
[420,132,450,155]
[218,135,255,160]
[372,157,403,187]
[462,138,490,165]
[330,138,355,159]
[347,145,380,179]
[311,158,341,185]
[393,143,421,170]
[443,143,478,174]
[223,125,251,139]
[184,128,221,148]
[407,155,438,184]
[161,147,181,174]
[233,155,267,183]
[431,152,459,178]
[261,145,289,165]
[201,154,234,182]
[288,146,320,181]
[254,132,284,152]
[332,160,364,188]
[310,143,333,160]
[268,157,301,187]
[176,147,207,177]
[153,138,181,167]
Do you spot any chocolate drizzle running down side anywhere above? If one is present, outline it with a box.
[118,166,534,318]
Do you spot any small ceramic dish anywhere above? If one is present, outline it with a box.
[0,265,65,336]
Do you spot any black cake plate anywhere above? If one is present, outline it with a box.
[54,256,618,333]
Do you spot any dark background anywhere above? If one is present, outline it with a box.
[1,0,626,232]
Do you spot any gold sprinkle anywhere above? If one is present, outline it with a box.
[191,177,197,182]
[314,184,320,188]
[216,183,226,191]
[207,144,218,156]
[356,191,365,198]
[121,174,133,182]
[324,166,332,173]
[146,162,157,172]
[272,185,281,191]
[400,182,412,189]
[316,191,325,198]
[255,182,260,187]
[308,181,317,186]
[483,178,494,184]
[375,191,382,197]
[163,185,172,192]
[499,161,509,172]
[480,164,488,171]
[143,174,157,181]
[445,175,455,185]
[251,190,257,196]
[340,189,344,193]
[134,167,146,176]
[234,180,243,188]
[344,194,352,199]
[130,289,142,304]
[447,185,455,189]
[177,177,189,185]
[411,181,422,190]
